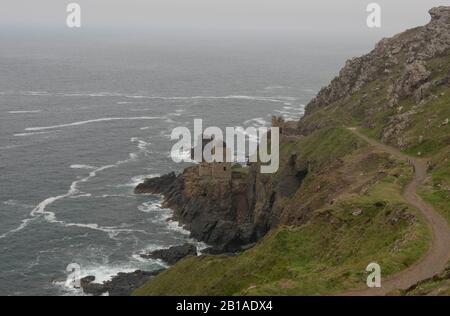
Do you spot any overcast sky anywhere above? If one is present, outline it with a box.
[1,0,449,37]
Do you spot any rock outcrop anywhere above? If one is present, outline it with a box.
[140,243,197,265]
[303,6,450,118]
[81,269,164,296]
[134,165,263,252]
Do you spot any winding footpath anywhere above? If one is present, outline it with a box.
[343,128,450,296]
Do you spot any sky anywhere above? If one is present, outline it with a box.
[1,0,449,38]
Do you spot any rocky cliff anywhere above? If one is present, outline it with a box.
[299,6,450,150]
[305,7,450,114]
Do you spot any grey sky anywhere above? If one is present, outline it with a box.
[1,0,449,37]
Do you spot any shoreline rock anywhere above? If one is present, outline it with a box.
[140,243,197,265]
[80,244,197,296]
[80,269,164,296]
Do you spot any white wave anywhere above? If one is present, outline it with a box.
[57,247,168,295]
[25,117,160,131]
[13,90,298,104]
[117,101,134,105]
[70,164,97,170]
[126,95,146,99]
[0,164,117,240]
[166,220,190,235]
[8,110,41,114]
[131,137,150,151]
[95,194,131,199]
[243,117,268,126]
[62,222,147,239]
[61,92,122,98]
[14,131,55,137]
[118,174,160,188]
[140,127,150,130]
[168,149,196,163]
[131,253,163,264]
[22,91,50,96]
[138,201,163,213]
[118,94,296,103]
[119,153,140,167]
[143,200,191,236]
[69,194,92,199]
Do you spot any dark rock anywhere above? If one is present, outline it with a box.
[134,172,177,194]
[202,246,238,256]
[134,165,262,253]
[80,276,107,296]
[80,269,164,296]
[141,243,197,265]
[80,275,95,288]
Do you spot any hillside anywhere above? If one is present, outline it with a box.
[134,7,450,296]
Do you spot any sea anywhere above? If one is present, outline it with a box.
[0,30,372,295]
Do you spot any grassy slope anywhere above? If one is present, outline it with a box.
[135,177,429,296]
[419,147,450,224]
[134,128,430,296]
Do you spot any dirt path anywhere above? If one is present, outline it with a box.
[342,128,450,296]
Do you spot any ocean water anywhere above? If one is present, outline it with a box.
[0,33,368,295]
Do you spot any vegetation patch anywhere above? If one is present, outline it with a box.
[134,177,430,296]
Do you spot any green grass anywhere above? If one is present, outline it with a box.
[280,127,365,168]
[419,147,450,223]
[134,177,430,296]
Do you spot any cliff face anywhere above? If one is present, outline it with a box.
[136,164,282,252]
[136,166,258,251]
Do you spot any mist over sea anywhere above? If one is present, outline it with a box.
[0,32,370,295]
